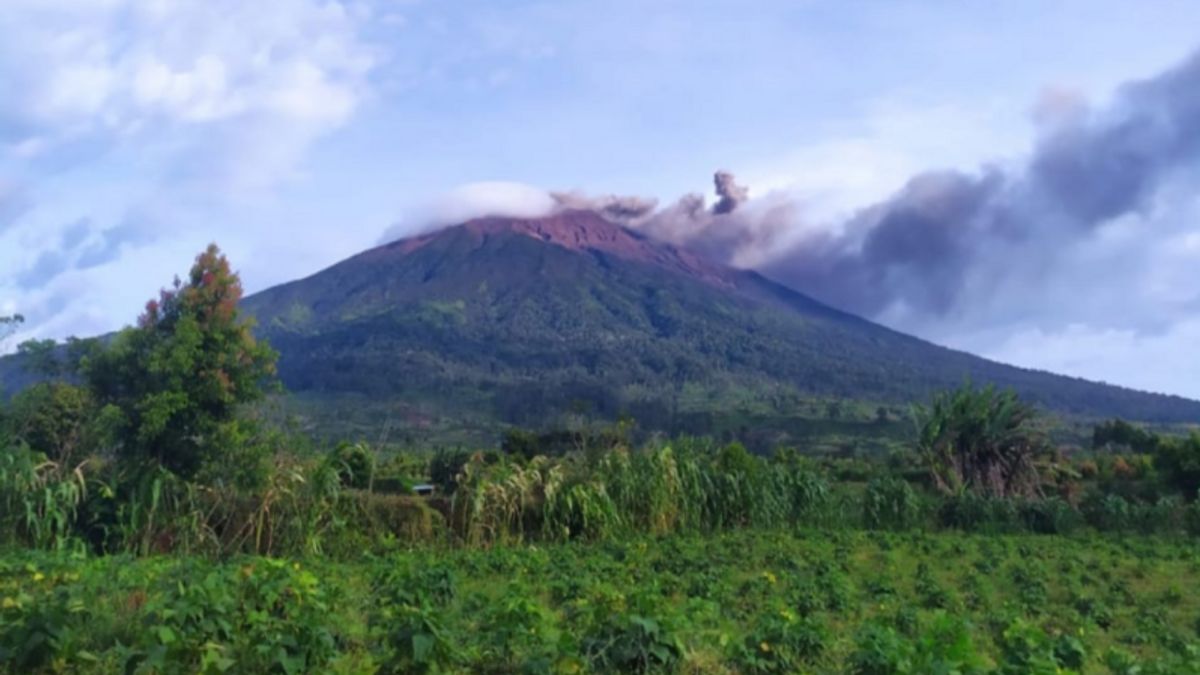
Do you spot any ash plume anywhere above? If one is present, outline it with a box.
[549,191,658,224]
[712,170,749,214]
[418,45,1200,334]
[755,48,1200,321]
[557,170,782,266]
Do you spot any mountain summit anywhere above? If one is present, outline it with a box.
[242,210,1198,440]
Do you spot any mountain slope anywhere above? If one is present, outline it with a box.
[241,210,1200,438]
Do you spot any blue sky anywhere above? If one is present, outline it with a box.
[3,0,1200,397]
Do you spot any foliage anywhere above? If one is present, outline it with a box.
[84,244,277,483]
[914,383,1045,498]
[732,608,827,673]
[0,442,86,550]
[862,476,923,530]
[6,383,99,466]
[1093,418,1163,454]
[1153,432,1200,500]
[125,558,336,674]
[850,614,987,674]
[2,530,1200,672]
[582,609,683,673]
[328,441,375,489]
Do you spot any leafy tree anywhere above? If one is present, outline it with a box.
[6,382,99,467]
[17,339,61,378]
[1154,433,1200,500]
[501,428,540,460]
[0,313,23,348]
[86,244,277,481]
[914,383,1045,498]
[1092,419,1161,454]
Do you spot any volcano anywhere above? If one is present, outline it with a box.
[238,210,1200,441]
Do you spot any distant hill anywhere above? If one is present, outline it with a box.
[227,210,1200,442]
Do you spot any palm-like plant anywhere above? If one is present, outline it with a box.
[914,383,1045,498]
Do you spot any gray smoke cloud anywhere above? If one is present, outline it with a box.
[552,170,787,265]
[712,170,749,215]
[549,191,659,224]
[424,45,1200,339]
[551,47,1200,346]
[754,47,1200,321]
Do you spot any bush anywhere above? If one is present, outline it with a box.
[997,618,1085,674]
[850,614,987,675]
[329,441,375,489]
[126,558,337,674]
[863,477,923,530]
[937,493,1020,533]
[1017,498,1081,535]
[582,610,682,673]
[732,609,827,673]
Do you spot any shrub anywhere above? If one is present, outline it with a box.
[476,584,556,672]
[1017,498,1081,535]
[582,611,682,673]
[997,618,1086,674]
[732,609,827,673]
[378,604,457,674]
[329,441,375,489]
[126,559,337,674]
[863,477,922,530]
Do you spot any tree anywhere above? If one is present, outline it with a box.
[1092,419,1161,454]
[0,313,23,348]
[1154,432,1200,500]
[17,339,61,377]
[6,382,98,467]
[86,244,277,481]
[914,383,1045,498]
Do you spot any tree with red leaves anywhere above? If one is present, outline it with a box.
[87,244,277,482]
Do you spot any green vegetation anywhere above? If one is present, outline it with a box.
[4,531,1200,673]
[3,244,1200,673]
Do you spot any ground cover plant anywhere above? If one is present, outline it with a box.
[3,530,1200,673]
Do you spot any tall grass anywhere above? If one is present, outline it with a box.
[450,443,843,545]
[0,443,87,551]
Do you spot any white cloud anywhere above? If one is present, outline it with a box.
[1,0,374,161]
[982,321,1200,399]
[380,181,556,243]
[0,0,380,346]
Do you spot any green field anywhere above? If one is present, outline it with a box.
[4,530,1200,673]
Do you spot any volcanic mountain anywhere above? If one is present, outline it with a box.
[239,210,1200,441]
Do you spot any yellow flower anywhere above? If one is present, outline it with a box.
[763,571,777,585]
[1,597,16,609]
[293,563,301,571]
[759,641,771,653]
[32,572,45,582]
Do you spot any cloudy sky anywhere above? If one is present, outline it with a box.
[2,0,1200,398]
